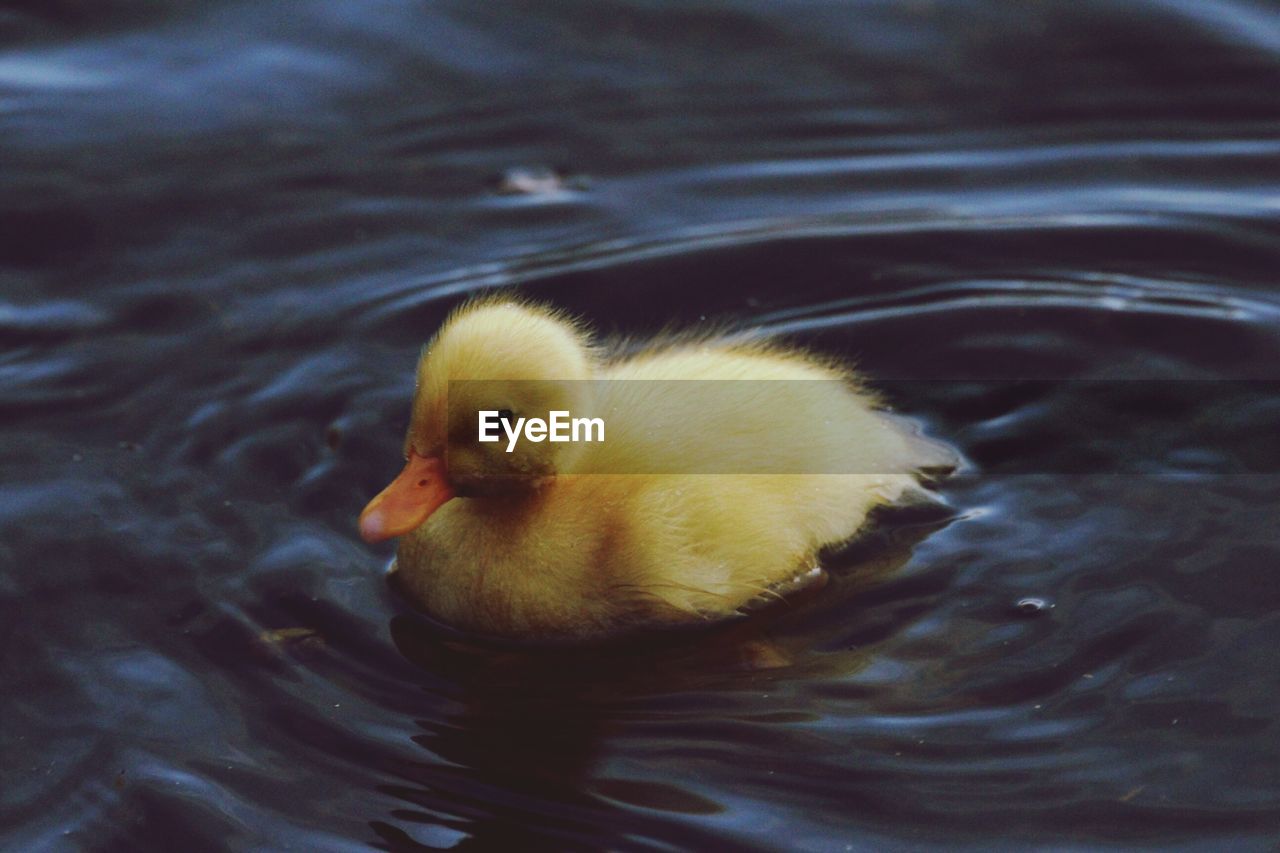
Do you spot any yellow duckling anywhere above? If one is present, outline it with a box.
[360,298,948,641]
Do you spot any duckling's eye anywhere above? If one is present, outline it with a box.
[496,408,515,425]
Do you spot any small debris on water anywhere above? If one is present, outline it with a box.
[493,166,587,196]
[1015,596,1053,616]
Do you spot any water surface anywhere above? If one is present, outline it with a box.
[3,1,1280,849]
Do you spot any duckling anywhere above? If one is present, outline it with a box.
[360,298,949,641]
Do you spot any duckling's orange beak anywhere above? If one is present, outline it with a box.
[358,452,455,543]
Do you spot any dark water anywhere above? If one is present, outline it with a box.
[4,0,1280,849]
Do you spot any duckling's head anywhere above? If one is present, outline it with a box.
[359,299,596,543]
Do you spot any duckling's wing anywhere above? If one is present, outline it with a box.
[735,565,828,616]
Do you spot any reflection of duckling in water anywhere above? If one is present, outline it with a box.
[361,298,952,641]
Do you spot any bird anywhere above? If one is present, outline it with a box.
[359,297,950,641]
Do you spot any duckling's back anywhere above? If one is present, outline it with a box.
[565,340,946,622]
[583,342,929,479]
